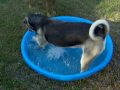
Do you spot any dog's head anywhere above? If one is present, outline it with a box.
[23,13,48,31]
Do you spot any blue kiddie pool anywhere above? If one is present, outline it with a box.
[21,16,113,81]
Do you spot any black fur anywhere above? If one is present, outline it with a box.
[94,24,106,39]
[27,13,48,31]
[44,22,91,46]
[25,13,106,47]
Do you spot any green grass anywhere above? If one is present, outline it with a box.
[0,0,120,89]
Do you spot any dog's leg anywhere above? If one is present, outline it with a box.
[80,49,96,72]
[36,29,48,48]
[80,40,104,72]
[33,36,41,46]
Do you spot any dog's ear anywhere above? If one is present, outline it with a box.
[89,20,110,41]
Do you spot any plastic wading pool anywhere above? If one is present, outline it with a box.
[21,16,113,81]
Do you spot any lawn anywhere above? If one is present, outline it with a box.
[0,0,120,90]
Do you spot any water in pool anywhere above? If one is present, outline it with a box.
[25,32,106,75]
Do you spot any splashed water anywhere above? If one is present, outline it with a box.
[24,32,107,75]
[47,45,66,60]
[25,34,82,74]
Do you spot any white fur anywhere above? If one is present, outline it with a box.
[36,28,48,48]
[89,19,110,41]
[80,38,105,72]
[33,36,41,46]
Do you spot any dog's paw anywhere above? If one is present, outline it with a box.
[32,36,47,49]
[32,36,37,42]
[40,44,46,49]
[80,70,84,73]
[32,36,41,46]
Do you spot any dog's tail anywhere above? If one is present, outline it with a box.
[89,19,110,41]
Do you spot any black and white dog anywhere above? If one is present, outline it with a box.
[23,13,110,72]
